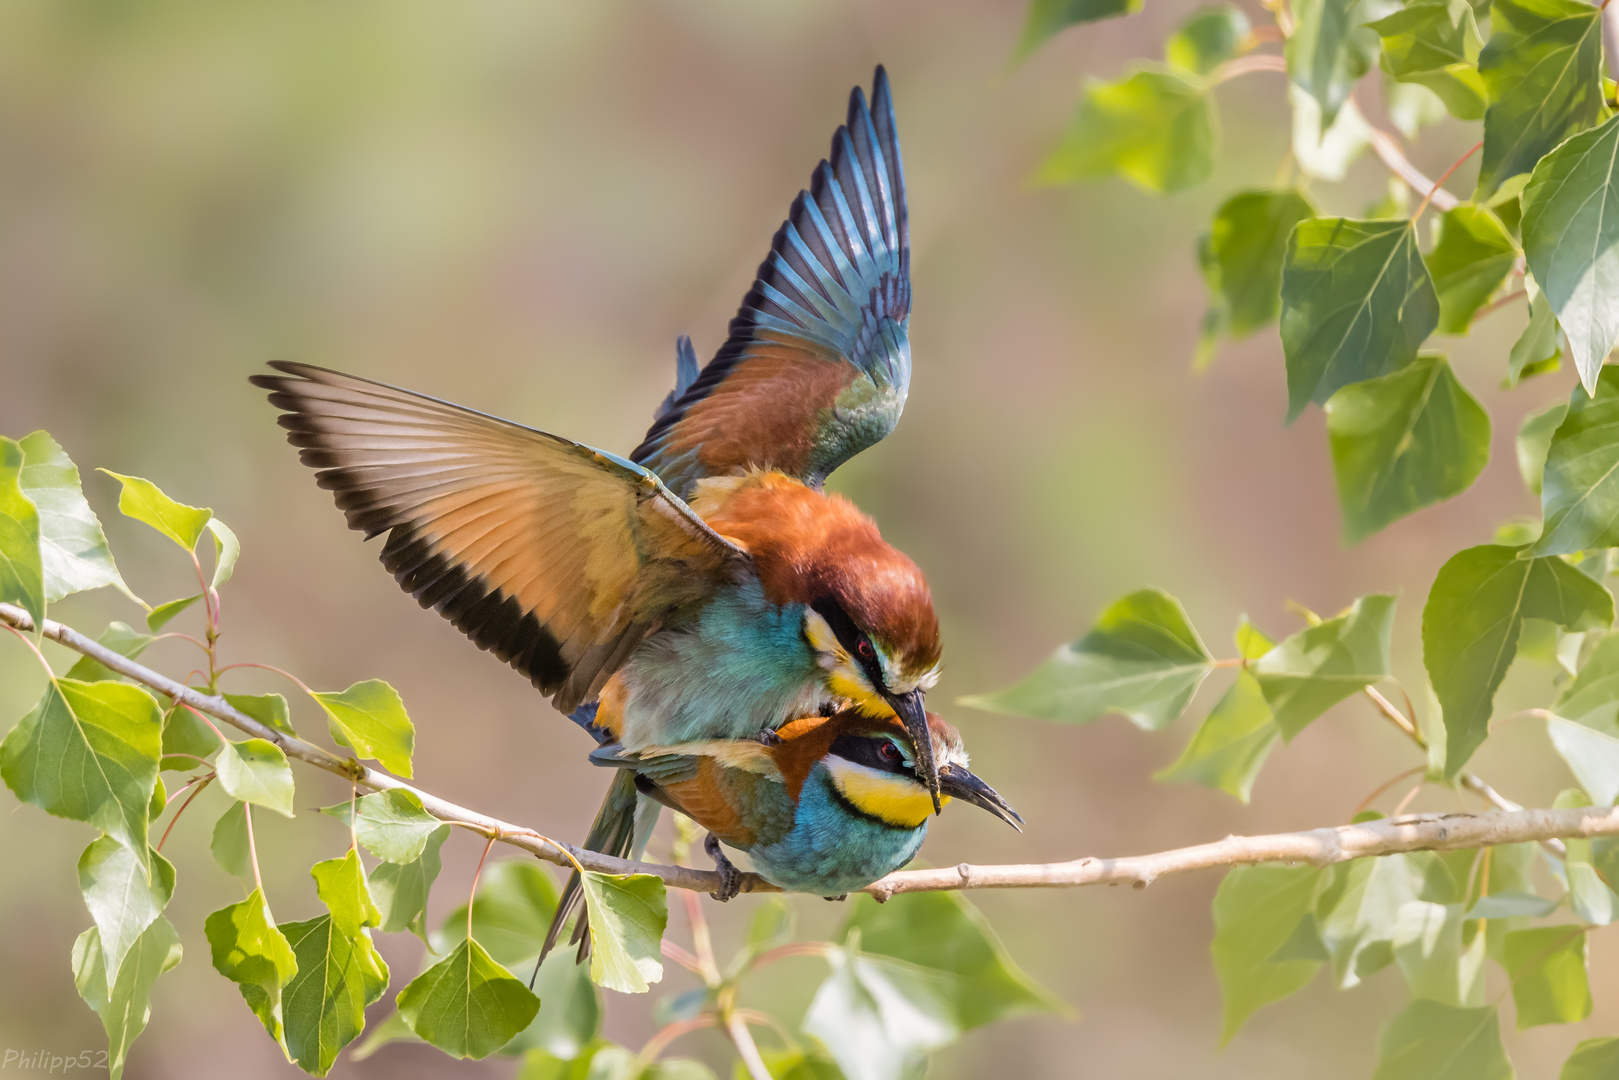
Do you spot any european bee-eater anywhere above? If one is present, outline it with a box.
[252,69,945,791]
[543,708,1021,960]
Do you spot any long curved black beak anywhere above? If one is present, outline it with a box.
[884,688,940,813]
[937,763,1024,831]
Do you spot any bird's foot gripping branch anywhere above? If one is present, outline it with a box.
[7,436,1619,1078]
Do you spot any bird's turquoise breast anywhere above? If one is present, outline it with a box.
[745,766,926,896]
[617,579,824,750]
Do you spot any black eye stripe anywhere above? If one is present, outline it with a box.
[829,733,909,775]
[811,597,888,688]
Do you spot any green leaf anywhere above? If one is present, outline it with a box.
[1506,289,1564,386]
[210,801,252,880]
[1292,87,1375,180]
[145,594,199,632]
[1423,544,1612,774]
[1562,1038,1619,1079]
[1369,0,1486,119]
[747,896,797,952]
[0,436,44,630]
[97,470,212,552]
[1372,1000,1513,1079]
[213,738,295,818]
[1522,114,1619,394]
[222,692,296,738]
[71,916,182,1080]
[1253,594,1395,738]
[1554,789,1619,923]
[839,891,1065,1031]
[960,588,1212,729]
[1,679,161,869]
[1426,205,1518,333]
[750,1049,849,1080]
[580,872,667,994]
[161,703,218,767]
[322,788,443,864]
[1036,66,1217,194]
[205,517,239,589]
[504,947,602,1060]
[1504,925,1591,1026]
[280,912,389,1077]
[1154,670,1279,803]
[1325,357,1491,542]
[311,679,415,777]
[311,850,382,937]
[1280,218,1440,421]
[18,432,134,604]
[1286,0,1390,124]
[396,938,541,1060]
[205,888,298,1054]
[1535,369,1619,554]
[370,825,449,940]
[1211,865,1324,1043]
[1198,189,1317,361]
[1476,0,1604,198]
[1387,78,1451,140]
[66,622,155,683]
[1549,636,1619,803]
[1517,402,1567,496]
[803,942,958,1080]
[1167,5,1250,74]
[78,836,175,996]
[1016,0,1141,57]
[435,859,560,967]
[1319,854,1425,986]
[1393,901,1486,1005]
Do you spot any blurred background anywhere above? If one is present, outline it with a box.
[0,0,1602,1076]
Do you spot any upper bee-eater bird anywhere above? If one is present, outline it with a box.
[252,68,955,849]
[542,707,1021,959]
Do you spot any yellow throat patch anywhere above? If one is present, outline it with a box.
[824,757,946,829]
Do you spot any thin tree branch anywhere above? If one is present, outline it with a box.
[1366,127,1460,212]
[5,602,1615,902]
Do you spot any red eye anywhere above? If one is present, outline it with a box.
[856,639,876,661]
[878,740,902,763]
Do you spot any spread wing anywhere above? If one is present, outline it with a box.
[251,362,751,713]
[633,66,910,499]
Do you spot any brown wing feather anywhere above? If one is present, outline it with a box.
[251,361,750,712]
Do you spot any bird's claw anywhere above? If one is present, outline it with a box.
[821,893,848,902]
[705,833,743,902]
[754,728,783,747]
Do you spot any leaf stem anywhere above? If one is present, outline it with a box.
[348,782,359,854]
[2,622,58,684]
[635,1014,717,1067]
[156,773,213,852]
[467,833,498,944]
[1208,52,1288,86]
[660,939,704,975]
[215,661,316,698]
[1473,287,1529,323]
[1351,766,1426,817]
[722,1010,774,1080]
[746,941,834,972]
[1411,140,1483,222]
[1366,126,1460,212]
[244,802,265,898]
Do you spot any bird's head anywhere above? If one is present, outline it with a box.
[688,472,944,804]
[802,584,942,807]
[782,709,1021,833]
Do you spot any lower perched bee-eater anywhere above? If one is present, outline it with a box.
[253,67,955,890]
[544,707,1022,959]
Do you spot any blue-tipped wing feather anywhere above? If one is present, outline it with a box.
[633,67,912,497]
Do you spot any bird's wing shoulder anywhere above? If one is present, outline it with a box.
[252,361,752,714]
[633,66,910,498]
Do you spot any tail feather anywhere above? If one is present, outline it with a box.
[540,769,643,966]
